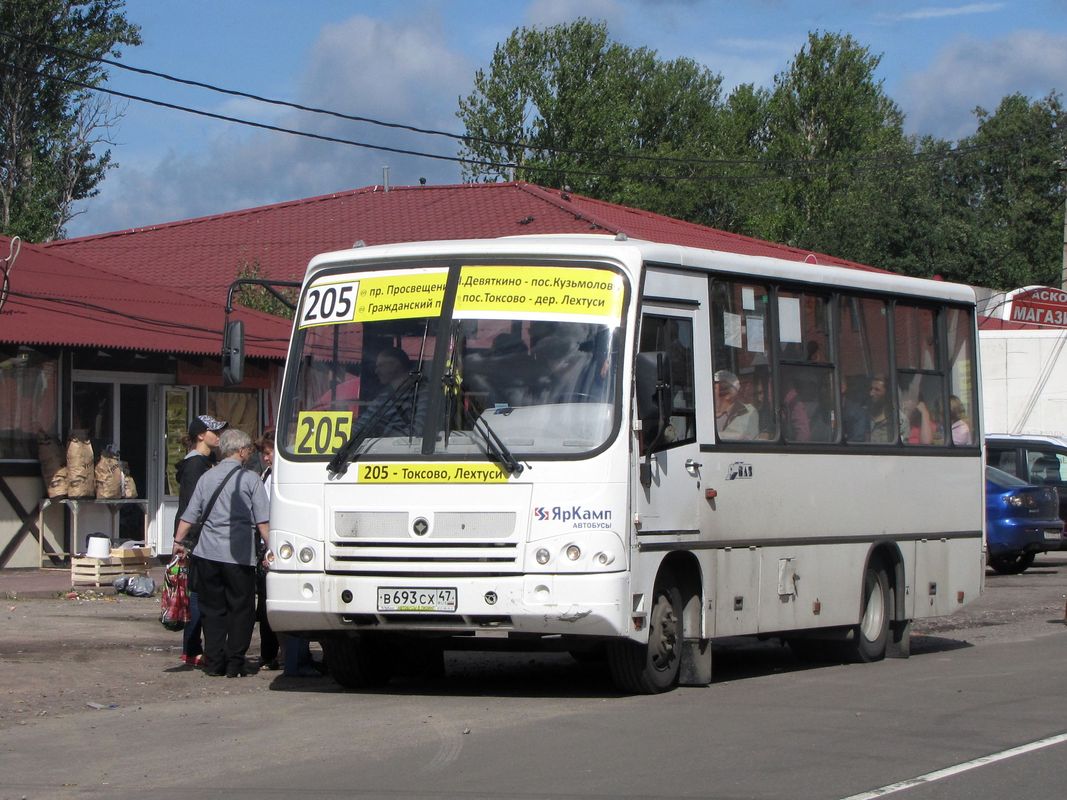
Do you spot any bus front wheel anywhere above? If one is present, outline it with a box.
[606,573,683,694]
[323,636,392,689]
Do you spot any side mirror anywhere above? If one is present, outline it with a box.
[636,351,674,487]
[635,352,667,420]
[222,320,245,386]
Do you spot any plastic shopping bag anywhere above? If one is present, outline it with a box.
[159,555,190,631]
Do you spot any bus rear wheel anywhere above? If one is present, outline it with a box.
[323,636,392,689]
[606,573,683,694]
[845,563,890,663]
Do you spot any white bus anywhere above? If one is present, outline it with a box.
[264,234,984,693]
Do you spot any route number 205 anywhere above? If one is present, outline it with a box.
[298,281,359,327]
[295,412,353,454]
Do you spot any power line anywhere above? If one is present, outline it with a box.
[0,29,1037,175]
[2,288,289,346]
[1,58,787,184]
[7,56,1023,190]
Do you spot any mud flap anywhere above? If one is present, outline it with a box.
[886,619,911,658]
[679,638,712,686]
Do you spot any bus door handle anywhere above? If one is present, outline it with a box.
[685,459,702,475]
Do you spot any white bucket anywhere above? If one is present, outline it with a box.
[86,535,111,559]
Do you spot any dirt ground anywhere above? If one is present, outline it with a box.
[2,557,1065,727]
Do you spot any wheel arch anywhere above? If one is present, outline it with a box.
[658,550,703,638]
[864,540,906,623]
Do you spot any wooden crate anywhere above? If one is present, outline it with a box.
[71,555,150,587]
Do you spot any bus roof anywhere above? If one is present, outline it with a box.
[306,233,976,306]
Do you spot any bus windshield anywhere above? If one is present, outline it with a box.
[281,262,627,462]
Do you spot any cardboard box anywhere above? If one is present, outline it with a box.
[109,546,153,562]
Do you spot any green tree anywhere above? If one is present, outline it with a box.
[234,259,296,319]
[0,0,140,241]
[756,32,913,264]
[941,93,1067,289]
[456,19,727,220]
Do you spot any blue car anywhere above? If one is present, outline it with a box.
[985,465,1064,574]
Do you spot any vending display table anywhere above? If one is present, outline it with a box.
[37,497,150,566]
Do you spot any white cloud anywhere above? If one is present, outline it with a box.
[881,3,1004,22]
[68,14,472,236]
[899,30,1067,139]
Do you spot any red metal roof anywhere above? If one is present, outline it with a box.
[46,182,885,297]
[0,236,290,358]
[8,181,895,356]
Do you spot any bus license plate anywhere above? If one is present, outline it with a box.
[377,587,457,613]
[1044,529,1062,541]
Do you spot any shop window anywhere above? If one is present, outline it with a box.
[207,388,261,438]
[0,347,59,460]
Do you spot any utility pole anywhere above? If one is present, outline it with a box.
[1061,158,1067,290]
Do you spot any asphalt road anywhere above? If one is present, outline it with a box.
[2,557,1067,800]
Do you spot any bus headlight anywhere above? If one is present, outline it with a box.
[526,531,624,572]
[278,543,294,560]
[298,547,315,563]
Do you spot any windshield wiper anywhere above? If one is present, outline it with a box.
[327,371,422,476]
[442,367,523,477]
[471,411,524,477]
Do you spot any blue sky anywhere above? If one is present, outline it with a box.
[66,0,1067,237]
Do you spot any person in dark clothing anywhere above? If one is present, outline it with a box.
[173,428,271,678]
[174,414,227,667]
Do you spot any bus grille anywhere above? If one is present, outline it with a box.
[330,510,521,574]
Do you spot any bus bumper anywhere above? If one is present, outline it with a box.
[265,571,630,638]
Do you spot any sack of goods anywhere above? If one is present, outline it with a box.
[37,432,66,497]
[95,448,123,499]
[65,431,95,498]
[120,461,138,499]
[46,466,69,499]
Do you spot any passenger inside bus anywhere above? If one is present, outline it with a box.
[714,369,758,440]
[868,375,895,443]
[349,347,425,439]
[781,372,832,442]
[465,332,536,408]
[949,394,972,446]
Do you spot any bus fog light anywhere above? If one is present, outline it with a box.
[278,543,294,560]
[536,548,551,565]
[566,545,581,561]
[298,547,314,563]
[595,551,614,566]
[301,583,314,599]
